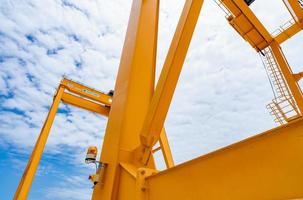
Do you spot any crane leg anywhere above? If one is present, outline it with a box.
[13,86,64,200]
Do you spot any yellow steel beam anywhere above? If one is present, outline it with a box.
[13,86,64,200]
[92,0,159,199]
[61,78,112,106]
[147,118,303,200]
[232,0,272,42]
[61,92,110,117]
[159,128,174,168]
[138,0,204,165]
[270,41,303,114]
[220,0,273,51]
[283,0,303,23]
[61,90,174,168]
[274,21,302,44]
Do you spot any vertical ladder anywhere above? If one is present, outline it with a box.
[262,48,300,124]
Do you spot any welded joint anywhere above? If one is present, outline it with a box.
[293,71,303,81]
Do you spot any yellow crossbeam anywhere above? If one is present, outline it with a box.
[61,78,112,106]
[61,92,110,117]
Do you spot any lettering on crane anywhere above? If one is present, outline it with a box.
[66,83,100,98]
[82,89,100,98]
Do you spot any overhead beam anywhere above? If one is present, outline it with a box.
[219,0,273,51]
[61,92,110,117]
[274,21,302,44]
[138,0,204,165]
[61,78,112,106]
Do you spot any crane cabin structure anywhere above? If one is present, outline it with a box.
[13,0,303,199]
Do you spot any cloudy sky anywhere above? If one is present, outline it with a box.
[0,0,302,199]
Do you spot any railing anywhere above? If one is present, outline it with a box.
[271,19,296,37]
[213,0,232,18]
[261,48,300,124]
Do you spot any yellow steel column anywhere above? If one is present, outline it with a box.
[92,0,159,199]
[270,41,303,114]
[13,86,64,200]
[138,0,204,165]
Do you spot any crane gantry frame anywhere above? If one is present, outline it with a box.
[14,0,303,199]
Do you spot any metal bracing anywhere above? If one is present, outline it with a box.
[14,76,175,200]
[138,0,204,166]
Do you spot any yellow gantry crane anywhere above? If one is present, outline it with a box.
[13,0,303,199]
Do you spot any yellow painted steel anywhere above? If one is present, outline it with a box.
[14,80,123,199]
[274,21,302,45]
[13,86,64,200]
[13,0,303,199]
[61,78,112,106]
[61,92,110,117]
[283,0,303,23]
[92,0,160,199]
[138,0,204,166]
[92,118,303,200]
[274,0,303,45]
[220,0,273,51]
[147,118,303,200]
[294,71,303,81]
[159,128,174,168]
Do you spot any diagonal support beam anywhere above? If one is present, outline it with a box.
[159,128,174,168]
[138,0,204,165]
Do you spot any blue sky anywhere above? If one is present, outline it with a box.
[1,0,302,199]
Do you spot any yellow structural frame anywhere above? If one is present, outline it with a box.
[13,78,174,199]
[14,0,303,199]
